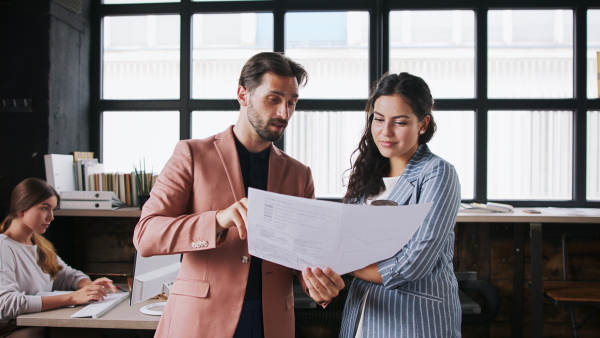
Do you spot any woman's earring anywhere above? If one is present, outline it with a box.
[419,130,425,135]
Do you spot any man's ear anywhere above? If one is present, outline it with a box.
[237,86,249,107]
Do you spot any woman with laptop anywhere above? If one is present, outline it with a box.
[0,178,117,337]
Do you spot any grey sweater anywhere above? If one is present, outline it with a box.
[0,234,89,323]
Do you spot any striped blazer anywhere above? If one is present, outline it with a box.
[340,144,462,338]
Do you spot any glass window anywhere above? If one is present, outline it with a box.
[193,0,269,2]
[102,111,180,174]
[192,13,273,99]
[488,10,573,98]
[285,12,369,99]
[588,10,600,98]
[487,111,573,200]
[103,15,180,99]
[588,111,600,201]
[191,111,239,139]
[284,111,365,198]
[389,10,475,98]
[427,111,475,200]
[104,0,178,3]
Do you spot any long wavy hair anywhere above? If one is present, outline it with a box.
[0,178,62,279]
[344,72,436,204]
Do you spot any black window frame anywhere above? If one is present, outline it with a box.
[91,0,600,207]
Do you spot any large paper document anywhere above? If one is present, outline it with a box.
[247,188,432,275]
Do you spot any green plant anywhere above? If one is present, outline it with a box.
[133,160,155,195]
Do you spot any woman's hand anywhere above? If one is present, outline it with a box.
[41,278,118,311]
[89,277,118,293]
[302,267,345,307]
[69,284,110,305]
[70,277,117,304]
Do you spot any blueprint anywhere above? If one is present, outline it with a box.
[247,188,432,275]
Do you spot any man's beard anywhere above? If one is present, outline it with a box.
[247,102,288,142]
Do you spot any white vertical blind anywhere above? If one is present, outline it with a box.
[285,111,365,198]
[588,111,600,201]
[488,111,573,199]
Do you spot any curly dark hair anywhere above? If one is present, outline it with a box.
[343,72,436,204]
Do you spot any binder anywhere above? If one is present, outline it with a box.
[44,154,76,193]
[60,191,116,201]
[59,200,114,210]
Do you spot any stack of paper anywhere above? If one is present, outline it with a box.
[246,188,432,275]
[44,154,76,193]
[460,202,513,213]
[59,191,125,210]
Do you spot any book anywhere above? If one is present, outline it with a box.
[130,171,138,207]
[71,151,94,162]
[85,163,105,191]
[459,203,494,213]
[60,191,126,209]
[479,202,513,213]
[59,200,114,210]
[76,158,99,191]
[44,154,76,193]
[461,202,514,213]
[60,190,116,201]
[124,173,131,206]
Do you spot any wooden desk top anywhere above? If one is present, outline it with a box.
[456,208,600,223]
[55,206,600,224]
[54,207,142,217]
[17,298,162,330]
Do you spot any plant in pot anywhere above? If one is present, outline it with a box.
[133,160,155,209]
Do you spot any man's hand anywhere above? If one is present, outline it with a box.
[216,198,249,239]
[302,267,345,306]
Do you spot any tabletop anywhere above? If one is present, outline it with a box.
[17,298,162,330]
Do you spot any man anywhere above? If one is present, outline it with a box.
[133,52,344,338]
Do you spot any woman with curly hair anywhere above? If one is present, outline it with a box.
[340,73,462,337]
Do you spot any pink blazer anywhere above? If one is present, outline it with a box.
[133,126,315,338]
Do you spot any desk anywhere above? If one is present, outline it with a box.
[457,208,600,338]
[17,298,161,330]
[54,207,142,218]
[55,207,600,337]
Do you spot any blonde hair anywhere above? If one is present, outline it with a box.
[0,178,62,279]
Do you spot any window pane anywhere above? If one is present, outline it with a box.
[284,111,364,198]
[389,10,475,98]
[487,111,573,200]
[488,10,573,98]
[427,111,474,200]
[104,0,178,3]
[103,16,180,99]
[102,111,180,174]
[588,111,600,201]
[192,13,273,99]
[588,10,600,98]
[191,111,239,139]
[285,12,369,99]
[194,0,269,2]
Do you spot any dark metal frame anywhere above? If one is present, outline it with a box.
[90,0,600,206]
